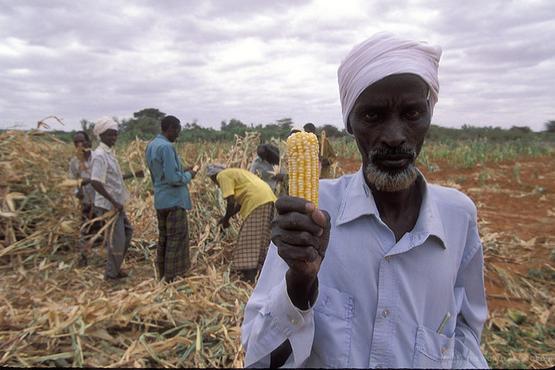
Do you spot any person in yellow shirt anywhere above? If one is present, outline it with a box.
[207,164,277,282]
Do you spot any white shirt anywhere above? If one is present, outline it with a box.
[242,169,488,368]
[90,142,129,210]
[68,155,95,205]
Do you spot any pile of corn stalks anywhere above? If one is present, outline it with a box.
[0,130,260,367]
[479,225,555,368]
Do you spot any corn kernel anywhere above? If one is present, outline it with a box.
[287,132,319,207]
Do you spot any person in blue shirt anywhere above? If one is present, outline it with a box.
[145,115,198,282]
[242,33,489,368]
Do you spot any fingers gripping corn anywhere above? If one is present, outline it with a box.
[287,132,319,207]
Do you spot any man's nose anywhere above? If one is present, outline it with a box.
[380,118,407,148]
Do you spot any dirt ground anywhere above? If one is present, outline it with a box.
[336,154,555,367]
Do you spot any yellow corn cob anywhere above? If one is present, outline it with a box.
[287,132,319,207]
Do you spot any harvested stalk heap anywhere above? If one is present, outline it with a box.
[0,130,264,368]
[286,132,319,207]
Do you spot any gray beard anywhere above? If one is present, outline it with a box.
[364,160,418,192]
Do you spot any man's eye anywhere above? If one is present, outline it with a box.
[405,110,422,120]
[363,112,379,121]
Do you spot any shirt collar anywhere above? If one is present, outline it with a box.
[98,141,114,154]
[335,168,379,225]
[156,134,170,143]
[412,172,447,248]
[335,168,447,249]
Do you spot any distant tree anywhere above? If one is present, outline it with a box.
[119,108,166,140]
[220,118,248,140]
[318,124,343,137]
[80,119,95,142]
[256,118,295,141]
[221,118,248,132]
[275,118,293,131]
[509,126,532,133]
[133,108,166,120]
[80,119,93,131]
[545,120,555,133]
[181,120,224,141]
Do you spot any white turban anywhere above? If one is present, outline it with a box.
[338,32,442,132]
[93,116,118,138]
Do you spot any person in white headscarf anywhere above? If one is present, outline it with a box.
[338,32,441,132]
[93,116,119,138]
[89,116,143,281]
[242,32,489,369]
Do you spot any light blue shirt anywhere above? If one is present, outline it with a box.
[242,169,488,368]
[145,134,193,210]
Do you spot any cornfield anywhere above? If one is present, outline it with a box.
[0,130,261,367]
[1,129,554,368]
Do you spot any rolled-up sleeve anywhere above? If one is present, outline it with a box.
[161,145,191,186]
[453,221,489,369]
[242,244,316,368]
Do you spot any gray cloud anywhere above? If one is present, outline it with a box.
[0,0,554,131]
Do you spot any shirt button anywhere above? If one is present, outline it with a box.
[385,256,391,262]
[382,309,390,318]
[290,317,299,325]
[441,346,448,355]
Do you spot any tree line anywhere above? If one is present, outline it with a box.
[22,108,555,143]
[74,108,346,143]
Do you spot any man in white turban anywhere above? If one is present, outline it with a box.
[242,32,489,368]
[93,116,119,138]
[90,116,140,281]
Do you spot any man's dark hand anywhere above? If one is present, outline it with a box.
[81,178,90,186]
[112,201,124,212]
[76,188,84,200]
[271,196,330,309]
[185,165,199,179]
[218,216,230,229]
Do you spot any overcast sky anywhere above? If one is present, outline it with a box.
[1,0,554,132]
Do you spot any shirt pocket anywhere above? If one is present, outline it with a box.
[412,326,455,368]
[312,284,354,368]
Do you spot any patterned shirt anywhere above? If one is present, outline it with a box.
[68,155,95,205]
[242,168,489,368]
[90,142,129,210]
